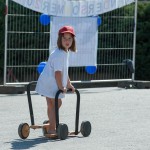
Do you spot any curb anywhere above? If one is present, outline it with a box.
[0,81,118,94]
[118,80,150,89]
[0,85,25,94]
[0,80,149,94]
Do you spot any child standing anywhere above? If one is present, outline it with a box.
[35,26,76,134]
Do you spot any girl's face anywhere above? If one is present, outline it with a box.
[62,33,73,51]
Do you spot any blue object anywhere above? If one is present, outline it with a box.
[97,16,102,26]
[40,14,50,25]
[37,62,46,74]
[85,66,97,74]
[123,59,134,73]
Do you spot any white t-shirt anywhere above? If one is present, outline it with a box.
[35,48,69,99]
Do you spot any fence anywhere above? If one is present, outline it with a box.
[4,0,137,85]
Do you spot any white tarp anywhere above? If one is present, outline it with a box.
[11,0,134,17]
[50,16,98,66]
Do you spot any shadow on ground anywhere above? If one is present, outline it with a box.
[6,137,58,149]
[7,136,84,149]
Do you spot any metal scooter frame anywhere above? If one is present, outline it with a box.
[27,81,80,135]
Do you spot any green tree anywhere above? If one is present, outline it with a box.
[0,0,5,83]
[135,2,150,80]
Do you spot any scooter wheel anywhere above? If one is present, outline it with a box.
[57,123,68,140]
[80,121,91,137]
[18,123,30,139]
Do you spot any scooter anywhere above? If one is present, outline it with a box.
[18,81,91,140]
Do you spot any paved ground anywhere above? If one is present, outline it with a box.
[0,87,150,150]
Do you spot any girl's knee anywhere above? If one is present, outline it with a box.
[46,97,62,108]
[46,97,53,107]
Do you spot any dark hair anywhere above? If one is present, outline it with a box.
[57,34,77,52]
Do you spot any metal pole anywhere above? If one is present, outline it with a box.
[132,0,138,81]
[26,81,37,125]
[4,0,8,85]
[75,89,80,135]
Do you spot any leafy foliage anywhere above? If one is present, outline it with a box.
[0,0,5,77]
[135,2,150,80]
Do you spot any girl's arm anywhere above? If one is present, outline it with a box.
[55,71,66,92]
[67,76,75,92]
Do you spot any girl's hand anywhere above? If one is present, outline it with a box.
[59,87,67,93]
[67,84,75,93]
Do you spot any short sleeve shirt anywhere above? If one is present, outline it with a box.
[35,48,69,99]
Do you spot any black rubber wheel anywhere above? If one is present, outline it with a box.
[57,123,68,140]
[80,121,91,137]
[18,123,30,139]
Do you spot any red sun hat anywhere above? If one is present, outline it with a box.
[58,26,75,36]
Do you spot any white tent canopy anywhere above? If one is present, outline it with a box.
[11,0,134,17]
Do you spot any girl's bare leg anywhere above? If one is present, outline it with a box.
[46,97,62,133]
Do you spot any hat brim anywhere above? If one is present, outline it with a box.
[60,31,75,36]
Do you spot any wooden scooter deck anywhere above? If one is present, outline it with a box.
[30,124,49,129]
[44,131,79,138]
[30,124,79,138]
[30,124,57,138]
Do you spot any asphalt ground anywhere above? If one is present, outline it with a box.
[0,87,150,150]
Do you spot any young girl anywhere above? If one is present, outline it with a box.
[35,26,76,134]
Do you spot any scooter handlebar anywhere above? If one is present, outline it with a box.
[55,88,79,100]
[57,88,73,93]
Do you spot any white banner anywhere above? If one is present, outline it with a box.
[11,0,134,17]
[50,16,98,66]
